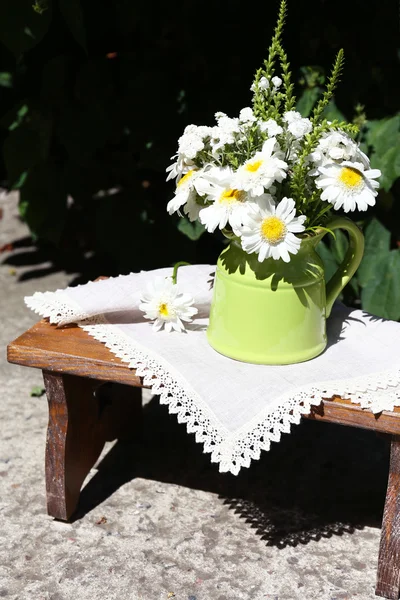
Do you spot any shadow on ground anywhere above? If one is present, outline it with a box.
[72,393,389,549]
[1,236,116,285]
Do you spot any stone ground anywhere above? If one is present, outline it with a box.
[0,192,391,599]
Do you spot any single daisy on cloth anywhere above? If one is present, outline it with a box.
[237,196,306,263]
[234,137,288,197]
[196,166,255,233]
[139,277,198,332]
[315,161,381,212]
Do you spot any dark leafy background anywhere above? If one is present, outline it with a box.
[0,0,399,317]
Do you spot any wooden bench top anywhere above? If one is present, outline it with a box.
[7,318,142,387]
[7,318,400,435]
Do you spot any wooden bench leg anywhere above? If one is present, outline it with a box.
[43,371,142,521]
[376,435,400,599]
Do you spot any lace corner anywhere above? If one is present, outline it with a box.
[79,317,327,475]
[25,291,90,325]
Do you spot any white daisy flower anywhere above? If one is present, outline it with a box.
[234,138,288,196]
[139,277,198,333]
[259,118,283,137]
[315,161,381,212]
[196,167,254,233]
[182,192,204,222]
[237,196,306,263]
[166,153,195,183]
[308,148,324,167]
[167,169,200,216]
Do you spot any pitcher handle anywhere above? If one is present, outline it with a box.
[324,217,365,318]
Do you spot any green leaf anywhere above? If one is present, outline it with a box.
[316,240,337,282]
[364,116,400,191]
[357,219,400,318]
[0,0,52,56]
[329,229,348,264]
[370,143,400,192]
[361,250,400,320]
[59,0,87,52]
[0,72,12,88]
[12,171,29,190]
[9,104,29,131]
[365,115,400,156]
[177,218,205,241]
[358,218,390,287]
[296,87,321,118]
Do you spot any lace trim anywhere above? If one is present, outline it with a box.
[25,290,91,325]
[78,315,323,475]
[25,294,400,475]
[80,315,400,476]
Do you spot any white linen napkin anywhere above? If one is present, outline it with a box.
[25,264,400,475]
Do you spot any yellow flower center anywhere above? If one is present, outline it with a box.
[261,216,287,245]
[159,302,169,317]
[219,189,245,204]
[338,166,363,188]
[177,170,196,187]
[245,159,263,173]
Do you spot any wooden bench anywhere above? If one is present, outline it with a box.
[7,317,400,599]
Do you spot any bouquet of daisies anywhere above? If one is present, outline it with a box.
[166,0,381,264]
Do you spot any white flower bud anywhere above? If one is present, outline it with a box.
[272,76,282,89]
[287,118,313,139]
[259,119,283,137]
[239,107,256,123]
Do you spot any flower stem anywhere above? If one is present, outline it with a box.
[172,261,191,284]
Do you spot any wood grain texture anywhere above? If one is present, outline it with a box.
[8,319,142,387]
[376,435,400,599]
[304,397,400,436]
[43,371,142,521]
[44,372,102,520]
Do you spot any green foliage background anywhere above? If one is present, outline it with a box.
[0,0,399,318]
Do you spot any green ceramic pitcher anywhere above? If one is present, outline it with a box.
[207,217,364,365]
